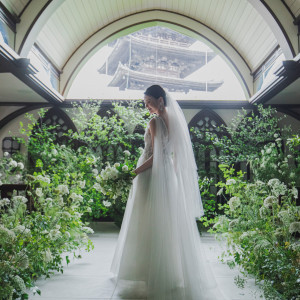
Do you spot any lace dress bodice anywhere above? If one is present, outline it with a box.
[143,116,169,160]
[143,124,153,160]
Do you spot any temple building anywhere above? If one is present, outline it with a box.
[98,27,223,93]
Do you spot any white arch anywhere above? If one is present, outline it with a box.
[248,0,297,59]
[15,0,65,56]
[61,11,253,99]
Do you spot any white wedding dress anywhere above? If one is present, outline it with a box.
[110,115,227,300]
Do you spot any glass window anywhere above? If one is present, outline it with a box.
[67,26,246,100]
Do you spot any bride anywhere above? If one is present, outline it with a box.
[110,85,226,299]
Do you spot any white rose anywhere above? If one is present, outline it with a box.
[124,150,130,157]
[114,163,120,168]
[122,165,128,172]
[4,152,9,157]
[88,199,94,203]
[92,169,98,176]
[86,207,92,213]
[17,162,24,169]
[9,160,18,168]
[35,188,43,197]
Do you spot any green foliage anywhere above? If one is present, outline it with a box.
[210,140,300,299]
[207,103,290,165]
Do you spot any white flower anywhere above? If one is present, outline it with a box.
[3,151,9,157]
[9,160,18,168]
[51,149,58,155]
[228,197,241,211]
[88,199,94,203]
[86,155,96,164]
[62,211,71,218]
[13,195,28,203]
[226,179,236,185]
[216,188,223,196]
[17,162,24,169]
[287,154,292,159]
[275,138,282,142]
[0,198,10,207]
[268,178,281,187]
[122,165,129,172]
[266,148,272,154]
[274,133,279,138]
[138,147,144,152]
[259,206,270,218]
[103,200,112,207]
[92,168,98,176]
[43,248,53,263]
[36,175,50,184]
[124,150,130,157]
[263,196,278,208]
[291,187,298,199]
[64,231,71,238]
[56,184,69,195]
[93,183,101,192]
[70,193,83,203]
[78,180,86,188]
[13,275,26,292]
[289,222,300,234]
[86,207,92,213]
[0,225,16,244]
[35,188,43,197]
[13,225,30,236]
[114,163,120,168]
[82,226,94,234]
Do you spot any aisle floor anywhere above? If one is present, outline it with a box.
[26,222,264,300]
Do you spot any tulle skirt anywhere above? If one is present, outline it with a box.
[110,155,227,300]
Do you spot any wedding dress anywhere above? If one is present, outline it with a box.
[110,94,227,300]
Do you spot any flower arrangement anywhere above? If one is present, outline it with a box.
[94,150,136,207]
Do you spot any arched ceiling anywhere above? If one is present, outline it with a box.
[2,0,299,98]
[36,0,279,71]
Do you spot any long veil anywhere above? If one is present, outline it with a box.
[163,91,204,219]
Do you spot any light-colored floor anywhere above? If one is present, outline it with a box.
[26,222,264,300]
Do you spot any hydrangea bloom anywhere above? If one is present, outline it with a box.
[12,195,28,204]
[289,222,300,234]
[9,160,18,168]
[124,150,131,157]
[226,179,236,185]
[78,180,86,188]
[17,162,24,169]
[35,188,43,197]
[70,193,83,203]
[0,198,10,207]
[56,184,69,195]
[0,225,16,245]
[228,196,241,211]
[13,275,26,292]
[263,196,278,208]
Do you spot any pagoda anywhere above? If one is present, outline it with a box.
[98,27,223,93]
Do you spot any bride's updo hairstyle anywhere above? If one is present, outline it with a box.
[144,85,167,106]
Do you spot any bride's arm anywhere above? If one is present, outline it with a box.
[133,118,156,175]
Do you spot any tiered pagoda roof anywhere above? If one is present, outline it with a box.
[98,27,223,93]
